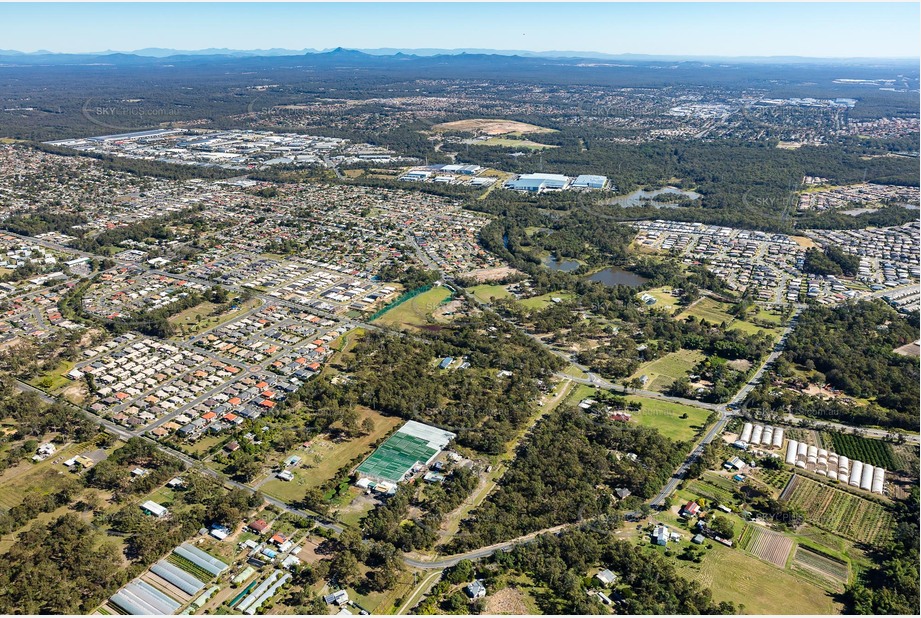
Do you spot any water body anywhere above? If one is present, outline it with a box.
[587,267,649,288]
[543,255,581,272]
[607,187,701,209]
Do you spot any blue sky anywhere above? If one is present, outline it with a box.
[3,2,918,58]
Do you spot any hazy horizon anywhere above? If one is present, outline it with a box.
[2,2,919,59]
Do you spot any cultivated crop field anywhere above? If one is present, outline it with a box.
[823,432,896,469]
[744,526,794,567]
[781,475,894,545]
[792,546,849,587]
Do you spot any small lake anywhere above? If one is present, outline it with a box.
[543,255,581,272]
[586,267,648,288]
[607,187,701,209]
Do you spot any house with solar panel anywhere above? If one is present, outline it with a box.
[354,420,456,486]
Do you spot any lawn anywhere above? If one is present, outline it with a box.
[517,291,574,311]
[261,408,401,503]
[469,284,512,304]
[625,396,711,443]
[630,349,704,392]
[373,286,452,330]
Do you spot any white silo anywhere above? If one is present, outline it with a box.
[772,428,784,448]
[860,464,874,491]
[751,425,764,444]
[740,423,753,443]
[785,440,798,465]
[849,460,863,486]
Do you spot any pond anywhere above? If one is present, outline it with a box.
[607,186,701,209]
[543,255,581,272]
[586,267,648,288]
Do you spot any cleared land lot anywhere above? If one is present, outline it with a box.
[781,475,894,545]
[373,286,452,330]
[261,408,401,503]
[625,395,710,443]
[472,137,557,150]
[469,283,512,303]
[431,119,556,135]
[630,349,704,392]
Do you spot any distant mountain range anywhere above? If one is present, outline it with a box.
[0,47,916,65]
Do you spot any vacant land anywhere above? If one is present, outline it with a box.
[170,297,261,336]
[472,136,557,150]
[681,297,734,325]
[432,119,556,135]
[373,286,452,330]
[625,395,710,443]
[631,349,704,392]
[260,408,401,503]
[469,283,512,303]
[781,475,893,545]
